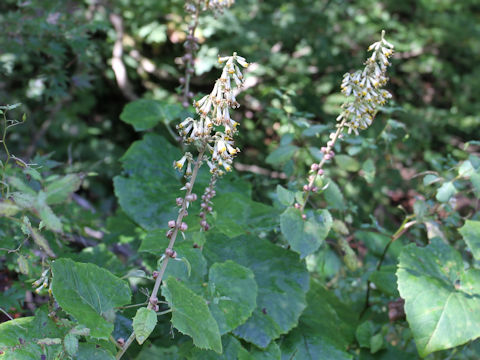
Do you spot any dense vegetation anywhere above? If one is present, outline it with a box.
[1,0,479,359]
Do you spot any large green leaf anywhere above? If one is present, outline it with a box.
[185,335,250,359]
[162,277,222,353]
[76,343,116,360]
[204,232,309,348]
[51,258,132,339]
[397,239,480,357]
[114,134,182,230]
[280,281,355,360]
[212,193,279,238]
[0,309,66,359]
[459,220,480,261]
[133,308,157,345]
[280,208,332,258]
[120,99,186,131]
[208,261,257,335]
[265,145,298,166]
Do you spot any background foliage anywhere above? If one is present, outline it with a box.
[1,0,479,359]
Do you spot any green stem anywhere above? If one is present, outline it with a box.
[115,147,206,360]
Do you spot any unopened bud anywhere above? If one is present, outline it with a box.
[302,214,307,220]
[179,222,188,231]
[149,297,158,305]
[176,197,183,206]
[317,169,324,176]
[311,163,319,171]
[117,338,125,347]
[168,220,176,228]
[166,229,173,239]
[294,203,301,209]
[165,248,177,258]
[303,185,310,192]
[152,271,160,279]
[200,219,208,228]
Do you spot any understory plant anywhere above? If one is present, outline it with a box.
[1,3,480,360]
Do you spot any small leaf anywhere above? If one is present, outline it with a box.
[276,185,295,206]
[435,181,456,202]
[133,308,158,345]
[36,191,63,232]
[361,159,376,184]
[45,174,82,205]
[162,277,222,353]
[458,160,475,177]
[0,200,20,216]
[423,174,439,186]
[51,259,132,339]
[280,208,332,258]
[356,321,375,348]
[28,225,56,258]
[459,220,480,261]
[64,333,79,356]
[120,99,185,131]
[370,333,384,354]
[17,255,29,275]
[323,180,346,210]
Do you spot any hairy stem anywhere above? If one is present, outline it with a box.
[300,118,347,212]
[116,147,206,360]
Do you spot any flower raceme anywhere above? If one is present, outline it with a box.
[299,31,394,213]
[337,30,394,135]
[173,53,249,231]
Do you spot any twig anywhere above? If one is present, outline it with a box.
[116,148,206,359]
[181,1,201,107]
[109,13,138,101]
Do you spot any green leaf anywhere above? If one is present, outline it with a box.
[162,277,222,353]
[114,134,182,230]
[361,159,376,184]
[185,335,250,359]
[0,200,20,216]
[335,155,360,172]
[77,343,116,360]
[204,232,309,348]
[435,181,456,202]
[356,321,375,348]
[368,266,399,296]
[0,309,66,359]
[458,160,475,177]
[370,333,384,354]
[120,99,185,131]
[266,145,298,166]
[63,333,79,356]
[28,225,56,258]
[133,308,158,345]
[276,185,295,206]
[45,174,82,205]
[250,341,281,359]
[280,281,354,360]
[471,171,480,197]
[208,261,257,335]
[212,193,279,238]
[397,239,480,357]
[51,258,132,339]
[459,220,480,261]
[323,179,346,210]
[36,191,62,232]
[423,174,439,186]
[280,208,332,258]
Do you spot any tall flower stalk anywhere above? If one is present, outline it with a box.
[299,31,394,213]
[116,53,249,359]
[180,0,236,107]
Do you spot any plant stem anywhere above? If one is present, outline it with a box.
[182,1,201,106]
[116,147,206,360]
[361,215,416,317]
[300,118,347,212]
[1,111,11,198]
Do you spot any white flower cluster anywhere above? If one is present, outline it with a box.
[337,31,394,135]
[175,53,248,176]
[203,0,235,11]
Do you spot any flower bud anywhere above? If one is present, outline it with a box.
[311,163,319,171]
[302,214,307,220]
[176,197,183,206]
[149,297,158,305]
[152,271,160,279]
[317,169,324,176]
[166,229,173,239]
[168,220,176,228]
[179,222,188,231]
[165,248,177,258]
[294,203,301,209]
[303,185,310,192]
